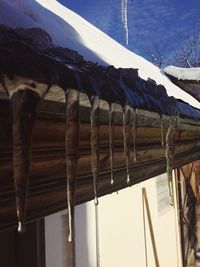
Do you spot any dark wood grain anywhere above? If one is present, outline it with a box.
[0,98,200,231]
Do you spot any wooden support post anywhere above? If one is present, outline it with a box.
[10,89,41,232]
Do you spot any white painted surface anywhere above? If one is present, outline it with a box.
[98,175,181,267]
[45,203,97,267]
[75,202,97,267]
[45,211,63,267]
[156,174,171,215]
[45,174,182,267]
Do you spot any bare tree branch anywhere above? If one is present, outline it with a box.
[141,30,200,68]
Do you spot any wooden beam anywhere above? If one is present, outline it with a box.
[0,97,200,231]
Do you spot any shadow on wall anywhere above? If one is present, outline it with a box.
[75,203,93,267]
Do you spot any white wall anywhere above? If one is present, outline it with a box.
[45,202,97,267]
[45,210,63,267]
[45,174,182,267]
[97,174,181,267]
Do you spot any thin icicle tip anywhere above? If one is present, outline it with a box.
[18,220,25,233]
[109,103,115,185]
[121,0,129,45]
[68,233,73,242]
[94,196,99,206]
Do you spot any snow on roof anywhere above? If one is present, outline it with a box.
[0,0,199,110]
[163,65,200,82]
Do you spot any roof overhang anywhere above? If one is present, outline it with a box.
[1,93,200,231]
[163,66,200,103]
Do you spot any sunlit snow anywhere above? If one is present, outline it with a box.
[0,0,199,109]
[164,65,200,82]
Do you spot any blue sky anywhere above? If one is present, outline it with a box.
[58,0,200,62]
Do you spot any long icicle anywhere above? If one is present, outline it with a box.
[160,115,165,147]
[123,105,131,184]
[121,0,129,45]
[133,108,137,163]
[91,97,100,205]
[11,89,41,233]
[165,116,179,206]
[91,98,101,266]
[109,103,115,185]
[65,89,80,243]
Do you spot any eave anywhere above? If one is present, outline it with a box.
[1,95,200,232]
[1,25,200,238]
[164,72,200,103]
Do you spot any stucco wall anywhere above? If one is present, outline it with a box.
[45,174,182,267]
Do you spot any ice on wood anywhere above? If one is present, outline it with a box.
[160,115,165,147]
[109,103,115,185]
[90,97,100,206]
[132,108,137,163]
[11,89,41,233]
[123,105,131,184]
[65,89,80,242]
[165,117,179,206]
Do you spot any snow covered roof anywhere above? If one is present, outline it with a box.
[163,66,200,82]
[0,0,199,119]
[163,65,200,103]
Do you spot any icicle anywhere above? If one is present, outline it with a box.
[160,115,165,147]
[165,116,179,206]
[90,97,100,205]
[123,105,131,184]
[121,0,129,45]
[65,89,80,243]
[132,108,137,163]
[11,89,41,233]
[109,103,115,185]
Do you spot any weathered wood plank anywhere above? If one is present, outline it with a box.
[0,98,200,231]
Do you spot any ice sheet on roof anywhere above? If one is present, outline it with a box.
[0,26,200,121]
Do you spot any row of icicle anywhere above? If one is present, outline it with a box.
[66,93,140,245]
[9,86,178,267]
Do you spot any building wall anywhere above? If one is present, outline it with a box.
[45,174,182,267]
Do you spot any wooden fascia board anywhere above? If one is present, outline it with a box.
[0,98,200,231]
